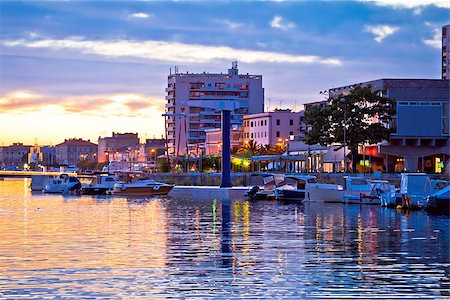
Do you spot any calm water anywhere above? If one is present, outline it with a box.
[0,179,449,299]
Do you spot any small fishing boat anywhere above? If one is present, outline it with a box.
[244,173,279,200]
[274,175,318,201]
[81,174,117,195]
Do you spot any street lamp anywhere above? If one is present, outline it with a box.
[340,97,347,173]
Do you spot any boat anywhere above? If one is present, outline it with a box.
[81,174,117,195]
[360,180,396,206]
[244,173,279,200]
[112,172,173,196]
[425,185,450,214]
[30,174,58,191]
[393,173,444,209]
[43,174,82,194]
[341,176,374,204]
[273,175,318,201]
[305,182,343,203]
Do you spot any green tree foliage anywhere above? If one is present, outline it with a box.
[305,86,394,172]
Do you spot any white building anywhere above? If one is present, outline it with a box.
[164,62,264,155]
[242,109,301,147]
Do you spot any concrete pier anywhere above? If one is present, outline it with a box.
[168,186,248,200]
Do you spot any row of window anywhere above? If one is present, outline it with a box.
[244,118,295,128]
[189,91,248,97]
[189,82,248,90]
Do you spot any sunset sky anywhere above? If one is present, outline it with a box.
[1,0,449,146]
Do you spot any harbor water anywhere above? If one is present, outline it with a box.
[0,178,449,298]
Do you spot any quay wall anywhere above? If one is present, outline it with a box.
[149,172,450,187]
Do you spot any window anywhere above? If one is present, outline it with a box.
[276,119,280,126]
[265,120,267,126]
[265,132,267,137]
[251,133,254,138]
[289,119,293,126]
[251,121,254,127]
[290,131,294,135]
[276,131,280,137]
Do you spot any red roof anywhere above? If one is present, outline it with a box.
[56,139,97,147]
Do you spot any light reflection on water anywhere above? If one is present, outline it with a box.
[0,178,449,298]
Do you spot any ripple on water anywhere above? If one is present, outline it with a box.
[0,179,449,298]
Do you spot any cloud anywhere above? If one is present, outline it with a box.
[423,26,441,49]
[129,12,151,19]
[270,15,295,30]
[360,0,450,9]
[0,91,163,115]
[365,25,399,42]
[1,37,342,66]
[216,19,244,30]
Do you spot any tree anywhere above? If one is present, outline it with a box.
[236,140,260,156]
[305,85,394,172]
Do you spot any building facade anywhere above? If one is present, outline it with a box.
[242,110,301,147]
[443,24,449,80]
[97,132,139,163]
[164,62,264,155]
[55,139,98,165]
[0,143,32,168]
[329,79,450,173]
[205,128,242,155]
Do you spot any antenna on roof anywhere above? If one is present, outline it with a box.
[174,66,179,74]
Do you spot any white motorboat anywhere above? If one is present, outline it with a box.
[425,185,450,214]
[112,172,174,196]
[305,183,344,203]
[43,174,82,194]
[81,174,117,195]
[274,175,318,201]
[30,174,58,191]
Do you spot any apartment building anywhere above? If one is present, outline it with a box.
[55,138,98,165]
[0,143,32,167]
[97,132,139,163]
[164,62,264,155]
[443,24,449,80]
[205,128,242,155]
[242,109,301,147]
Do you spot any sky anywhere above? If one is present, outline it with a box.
[0,0,449,146]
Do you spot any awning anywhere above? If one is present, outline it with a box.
[322,146,350,163]
[251,155,306,162]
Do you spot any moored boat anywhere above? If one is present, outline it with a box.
[274,175,318,201]
[112,173,173,196]
[81,174,117,195]
[244,173,280,200]
[43,174,82,194]
[425,185,450,214]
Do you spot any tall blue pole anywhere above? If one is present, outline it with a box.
[220,110,232,188]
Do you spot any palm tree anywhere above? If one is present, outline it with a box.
[237,140,260,156]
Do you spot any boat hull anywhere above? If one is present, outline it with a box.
[305,185,342,203]
[113,185,174,196]
[81,187,111,195]
[275,189,305,201]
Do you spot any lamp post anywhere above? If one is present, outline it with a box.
[151,148,156,172]
[340,97,347,173]
[105,151,109,173]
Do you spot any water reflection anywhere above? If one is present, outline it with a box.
[0,179,448,298]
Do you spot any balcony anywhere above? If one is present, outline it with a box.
[165,86,175,92]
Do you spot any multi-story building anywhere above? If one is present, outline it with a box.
[329,79,449,173]
[40,146,56,166]
[241,109,301,147]
[164,62,264,155]
[0,143,32,168]
[138,138,166,163]
[443,24,449,80]
[97,132,139,163]
[205,128,242,155]
[55,138,98,165]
